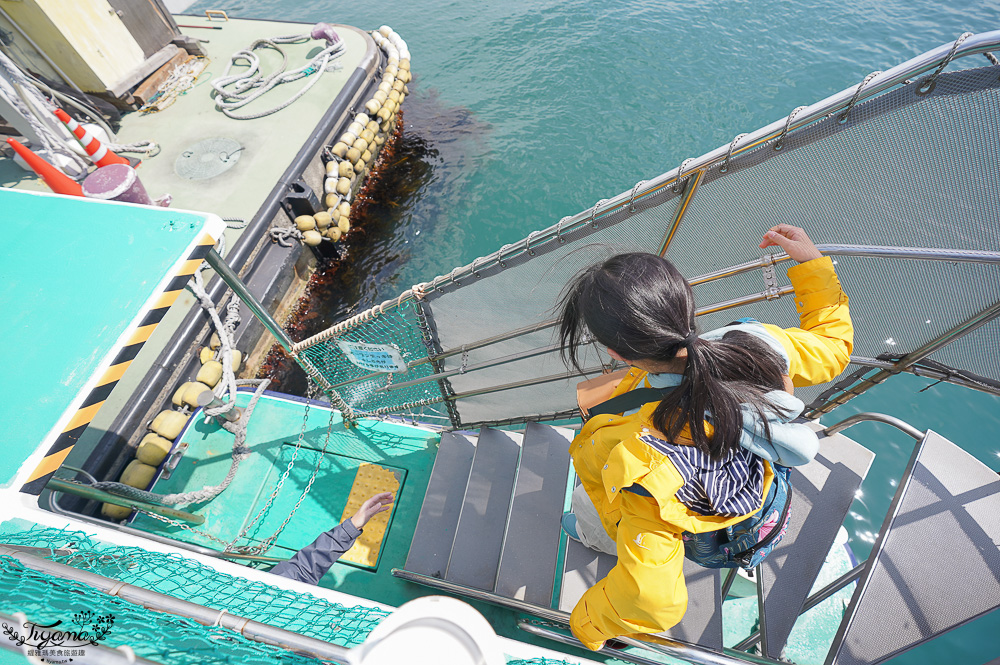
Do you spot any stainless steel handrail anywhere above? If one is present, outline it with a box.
[1,547,352,664]
[389,32,1000,303]
[311,243,1000,400]
[394,569,782,665]
[822,412,924,440]
[810,299,1000,415]
[291,31,1000,347]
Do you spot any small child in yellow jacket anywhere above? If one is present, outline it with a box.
[557,225,852,650]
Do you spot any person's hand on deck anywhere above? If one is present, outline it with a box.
[759,224,823,263]
[350,491,394,530]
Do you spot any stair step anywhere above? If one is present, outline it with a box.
[662,562,722,648]
[559,538,617,612]
[495,422,575,605]
[445,427,523,590]
[830,430,1000,665]
[758,424,875,657]
[403,431,476,578]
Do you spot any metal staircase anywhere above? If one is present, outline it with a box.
[393,415,1000,665]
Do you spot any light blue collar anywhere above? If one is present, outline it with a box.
[647,372,684,389]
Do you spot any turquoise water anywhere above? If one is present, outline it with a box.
[190,2,1000,662]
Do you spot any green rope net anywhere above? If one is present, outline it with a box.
[297,300,452,422]
[0,525,586,665]
[0,555,326,665]
[0,524,388,653]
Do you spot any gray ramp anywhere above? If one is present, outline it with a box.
[662,561,723,648]
[759,425,875,657]
[404,432,477,578]
[828,430,1000,665]
[495,422,574,605]
[559,538,617,612]
[445,427,522,590]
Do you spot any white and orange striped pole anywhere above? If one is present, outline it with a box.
[53,108,129,168]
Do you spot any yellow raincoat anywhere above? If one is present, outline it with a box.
[568,256,852,649]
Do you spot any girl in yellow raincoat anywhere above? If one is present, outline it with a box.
[557,225,852,650]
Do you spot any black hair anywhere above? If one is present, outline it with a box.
[558,252,788,460]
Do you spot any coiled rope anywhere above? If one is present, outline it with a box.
[211,34,345,119]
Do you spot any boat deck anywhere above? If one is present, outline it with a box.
[1,14,378,484]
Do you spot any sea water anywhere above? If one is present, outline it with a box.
[189,1,1000,662]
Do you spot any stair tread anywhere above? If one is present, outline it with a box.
[559,538,617,612]
[759,424,875,658]
[495,422,575,605]
[445,427,523,590]
[830,430,1000,665]
[403,431,476,578]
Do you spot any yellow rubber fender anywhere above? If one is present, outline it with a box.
[136,432,173,465]
[181,381,212,408]
[196,360,223,388]
[101,503,133,520]
[314,210,333,229]
[121,459,157,489]
[171,381,198,407]
[331,142,349,158]
[151,410,188,440]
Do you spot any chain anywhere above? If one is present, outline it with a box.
[249,391,338,555]
[133,379,338,556]
[224,381,317,553]
[134,508,232,548]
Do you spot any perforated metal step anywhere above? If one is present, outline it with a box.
[828,430,1000,665]
[758,424,875,657]
[495,422,574,605]
[403,431,476,578]
[445,427,523,590]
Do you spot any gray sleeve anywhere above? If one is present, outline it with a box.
[269,519,362,585]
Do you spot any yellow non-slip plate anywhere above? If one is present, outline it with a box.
[338,462,401,568]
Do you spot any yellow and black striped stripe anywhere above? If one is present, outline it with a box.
[20,233,217,495]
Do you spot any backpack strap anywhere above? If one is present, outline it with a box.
[588,387,674,417]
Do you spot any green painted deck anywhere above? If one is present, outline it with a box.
[0,15,378,485]
[0,188,221,489]
[132,392,438,603]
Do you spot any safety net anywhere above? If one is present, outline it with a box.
[0,524,577,665]
[293,37,1000,428]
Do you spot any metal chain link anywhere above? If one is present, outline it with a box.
[245,384,339,555]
